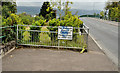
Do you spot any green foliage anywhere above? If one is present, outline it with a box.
[48,12,83,27]
[39,27,51,44]
[2,1,17,18]
[100,11,104,19]
[18,12,35,25]
[33,21,41,26]
[2,13,21,26]
[30,19,46,42]
[38,19,46,26]
[0,15,2,26]
[6,17,12,25]
[49,18,60,26]
[31,21,41,31]
[2,27,16,44]
[48,12,83,35]
[64,1,73,15]
[110,7,119,21]
[105,1,120,22]
[35,16,41,21]
[63,13,83,27]
[2,14,21,44]
[50,0,73,19]
[23,31,31,42]
[39,1,56,20]
[50,0,63,20]
[23,27,31,42]
[10,13,21,25]
[31,19,46,30]
[1,1,18,44]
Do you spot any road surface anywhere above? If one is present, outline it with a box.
[80,17,118,65]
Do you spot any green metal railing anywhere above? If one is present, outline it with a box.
[0,26,16,43]
[0,26,15,39]
[80,15,100,18]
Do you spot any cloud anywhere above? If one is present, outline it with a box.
[70,2,106,10]
[16,2,43,7]
[16,0,107,10]
[16,0,49,2]
[16,0,108,2]
[17,2,106,10]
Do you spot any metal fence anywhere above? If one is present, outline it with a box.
[17,24,89,49]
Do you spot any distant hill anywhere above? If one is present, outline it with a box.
[17,6,40,15]
[17,6,102,16]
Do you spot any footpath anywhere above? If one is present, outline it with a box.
[2,36,118,71]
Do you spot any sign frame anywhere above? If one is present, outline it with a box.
[58,26,73,40]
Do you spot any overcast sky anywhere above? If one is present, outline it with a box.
[16,0,108,2]
[16,0,108,10]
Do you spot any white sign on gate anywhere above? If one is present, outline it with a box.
[58,26,73,40]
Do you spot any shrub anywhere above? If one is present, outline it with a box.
[63,13,83,27]
[48,18,60,41]
[3,13,22,26]
[2,27,16,44]
[48,13,83,28]
[39,27,51,44]
[23,31,31,42]
[18,12,35,25]
[22,27,31,42]
[38,19,46,26]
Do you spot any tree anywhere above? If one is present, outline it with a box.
[64,1,73,15]
[110,7,119,21]
[105,1,120,21]
[50,0,73,20]
[94,13,97,17]
[100,11,104,19]
[2,1,17,18]
[118,2,120,22]
[39,1,56,21]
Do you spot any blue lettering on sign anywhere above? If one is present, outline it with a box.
[62,35,65,38]
[60,26,70,38]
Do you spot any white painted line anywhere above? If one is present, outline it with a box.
[89,34,103,50]
[89,34,118,66]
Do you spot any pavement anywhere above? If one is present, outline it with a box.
[80,17,118,65]
[2,36,118,71]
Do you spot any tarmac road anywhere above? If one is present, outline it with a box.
[80,17,118,65]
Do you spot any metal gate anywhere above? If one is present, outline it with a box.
[17,24,89,49]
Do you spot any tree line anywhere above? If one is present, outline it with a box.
[100,1,120,22]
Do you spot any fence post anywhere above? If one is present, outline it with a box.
[14,25,17,47]
[86,28,89,50]
[58,40,60,50]
[16,25,18,47]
